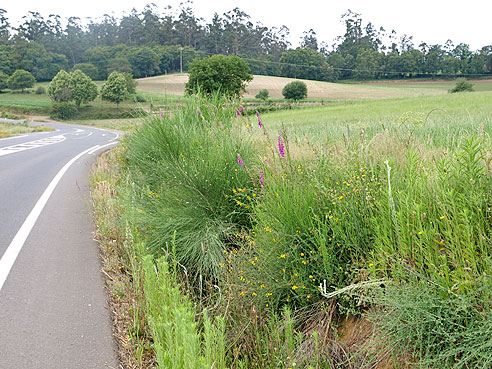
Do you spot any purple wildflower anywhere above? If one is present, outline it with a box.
[197,107,201,115]
[236,108,241,116]
[278,135,285,158]
[258,118,262,128]
[240,105,245,113]
[238,154,244,166]
[256,110,260,118]
[264,157,269,162]
[259,170,264,186]
[160,111,164,118]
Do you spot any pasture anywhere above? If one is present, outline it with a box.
[136,73,492,99]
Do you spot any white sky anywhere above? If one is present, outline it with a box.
[3,0,491,51]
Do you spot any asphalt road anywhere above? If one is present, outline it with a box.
[0,122,119,368]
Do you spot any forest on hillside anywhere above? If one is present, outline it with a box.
[0,3,491,82]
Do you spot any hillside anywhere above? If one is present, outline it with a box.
[136,73,455,100]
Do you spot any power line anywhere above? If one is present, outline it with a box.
[239,56,492,78]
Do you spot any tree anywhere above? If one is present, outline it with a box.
[48,69,72,101]
[282,80,307,101]
[48,69,98,107]
[185,54,252,97]
[101,71,128,107]
[8,69,35,92]
[0,71,7,91]
[300,29,318,51]
[70,69,98,107]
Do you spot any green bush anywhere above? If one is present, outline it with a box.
[50,102,78,120]
[8,69,36,92]
[255,89,269,100]
[372,277,492,368]
[35,86,46,94]
[449,78,474,93]
[282,81,308,101]
[185,55,253,97]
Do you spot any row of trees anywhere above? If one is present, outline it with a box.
[0,6,491,82]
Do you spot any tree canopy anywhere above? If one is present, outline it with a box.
[101,71,128,106]
[0,5,489,83]
[185,54,252,97]
[8,69,35,91]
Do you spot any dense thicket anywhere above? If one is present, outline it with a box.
[0,6,491,82]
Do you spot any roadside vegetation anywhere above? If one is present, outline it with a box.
[91,84,492,368]
[0,120,53,138]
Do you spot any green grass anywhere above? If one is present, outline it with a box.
[91,82,492,369]
[65,117,146,131]
[0,122,54,138]
[260,91,492,144]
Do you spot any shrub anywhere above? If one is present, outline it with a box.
[449,78,474,93]
[35,86,46,94]
[185,55,253,97]
[255,89,269,100]
[372,277,492,368]
[50,102,78,120]
[282,81,307,101]
[133,94,147,103]
[8,69,36,92]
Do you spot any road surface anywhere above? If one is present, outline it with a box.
[0,121,119,368]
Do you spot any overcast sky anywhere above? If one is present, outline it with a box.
[3,0,491,51]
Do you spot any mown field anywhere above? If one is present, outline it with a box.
[90,78,492,369]
[136,73,492,99]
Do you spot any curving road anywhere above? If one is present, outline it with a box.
[0,122,119,368]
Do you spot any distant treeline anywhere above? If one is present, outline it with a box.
[0,5,491,82]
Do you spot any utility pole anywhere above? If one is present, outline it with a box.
[180,47,183,74]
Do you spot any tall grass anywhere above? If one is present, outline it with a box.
[121,94,256,278]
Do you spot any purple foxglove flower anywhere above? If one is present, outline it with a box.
[160,111,164,118]
[240,105,245,113]
[256,111,260,118]
[259,170,264,186]
[197,108,201,115]
[278,135,285,158]
[258,118,262,128]
[238,154,244,166]
[236,109,241,116]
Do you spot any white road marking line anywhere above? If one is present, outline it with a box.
[87,141,117,155]
[0,144,99,292]
[0,135,66,157]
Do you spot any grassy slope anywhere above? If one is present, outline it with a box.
[137,73,492,99]
[260,91,492,142]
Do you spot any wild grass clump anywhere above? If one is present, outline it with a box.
[121,94,256,278]
[371,276,492,368]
